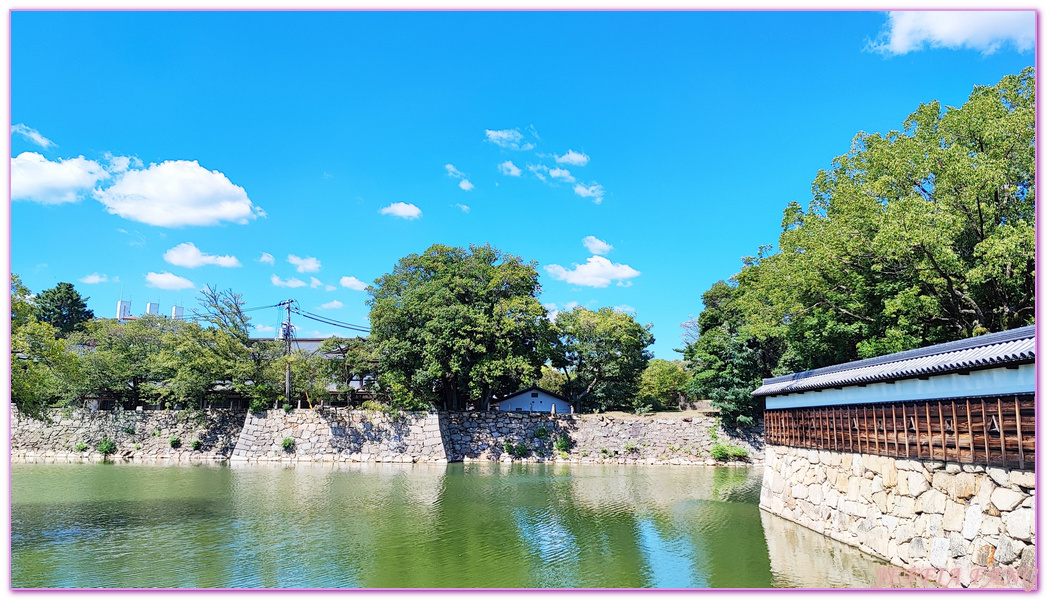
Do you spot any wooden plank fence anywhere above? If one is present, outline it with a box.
[765,395,1034,470]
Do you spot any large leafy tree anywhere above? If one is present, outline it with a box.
[368,243,551,411]
[34,282,94,337]
[551,306,654,413]
[637,359,691,412]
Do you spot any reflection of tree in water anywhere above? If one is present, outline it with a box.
[759,509,885,588]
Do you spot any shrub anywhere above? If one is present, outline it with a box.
[123,426,135,435]
[191,439,202,451]
[534,426,549,439]
[553,433,572,452]
[710,443,749,462]
[515,443,529,458]
[74,442,88,452]
[169,436,181,449]
[503,441,514,455]
[248,397,270,413]
[96,438,117,455]
[282,403,293,413]
[625,442,638,453]
[282,437,295,452]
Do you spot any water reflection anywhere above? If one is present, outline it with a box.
[12,462,884,588]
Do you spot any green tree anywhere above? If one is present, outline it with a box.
[637,359,690,412]
[551,306,654,413]
[368,243,551,411]
[318,336,375,404]
[33,282,94,336]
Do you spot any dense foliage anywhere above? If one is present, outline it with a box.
[34,282,94,336]
[683,68,1035,424]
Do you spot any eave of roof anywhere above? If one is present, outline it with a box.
[752,325,1035,398]
[495,385,572,404]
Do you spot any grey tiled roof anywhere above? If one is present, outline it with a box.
[752,325,1035,398]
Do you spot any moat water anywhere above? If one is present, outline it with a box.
[11,461,885,588]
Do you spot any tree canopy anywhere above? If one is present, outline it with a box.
[33,282,94,337]
[683,68,1035,423]
[367,243,551,411]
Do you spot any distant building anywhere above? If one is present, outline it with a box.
[146,302,159,316]
[171,306,184,320]
[116,300,131,321]
[491,386,572,414]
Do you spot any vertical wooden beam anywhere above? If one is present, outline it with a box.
[965,399,974,465]
[1014,396,1024,470]
[901,403,910,458]
[997,397,1007,468]
[862,406,870,454]
[981,398,990,466]
[880,405,887,457]
[937,401,946,464]
[950,401,959,463]
[891,404,899,457]
[925,403,934,461]
[831,407,838,452]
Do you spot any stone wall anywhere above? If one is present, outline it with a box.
[760,445,1035,589]
[11,408,762,466]
[11,408,245,462]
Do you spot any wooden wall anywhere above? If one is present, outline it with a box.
[765,395,1034,470]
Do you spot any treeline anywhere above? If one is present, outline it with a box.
[682,68,1035,425]
[11,247,689,418]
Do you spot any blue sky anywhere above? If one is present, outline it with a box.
[9,10,1036,359]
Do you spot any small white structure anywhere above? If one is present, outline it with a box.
[116,300,131,321]
[145,302,159,316]
[171,306,184,320]
[491,386,572,414]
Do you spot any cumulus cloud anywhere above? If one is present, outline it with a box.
[310,277,325,289]
[163,242,241,268]
[455,203,471,213]
[320,300,344,310]
[340,276,368,291]
[255,324,276,333]
[485,128,536,151]
[574,183,606,204]
[259,252,275,265]
[288,254,321,273]
[582,236,613,255]
[445,164,466,179]
[145,271,196,290]
[93,159,264,227]
[379,202,422,219]
[555,150,590,166]
[544,256,641,288]
[11,124,56,149]
[527,164,548,182]
[458,179,474,191]
[549,167,575,183]
[498,161,522,176]
[79,273,109,284]
[869,11,1035,55]
[103,153,143,174]
[271,274,307,288]
[11,152,108,204]
[613,304,637,314]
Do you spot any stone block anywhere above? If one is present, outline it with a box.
[980,514,1002,537]
[866,525,890,557]
[791,484,808,500]
[961,504,982,540]
[986,467,1009,487]
[882,460,899,488]
[947,532,967,558]
[894,523,915,544]
[991,487,1025,512]
[871,491,889,514]
[942,501,965,532]
[871,475,884,494]
[808,483,823,504]
[1010,470,1034,489]
[909,536,927,558]
[993,534,1023,565]
[945,462,961,474]
[915,513,943,537]
[928,537,950,569]
[859,478,874,502]
[973,543,995,567]
[953,473,978,500]
[881,514,899,532]
[915,488,948,514]
[908,471,930,497]
[1002,507,1033,542]
[846,477,861,500]
[862,454,882,474]
[891,495,915,518]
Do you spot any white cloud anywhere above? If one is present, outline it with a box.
[11,124,56,149]
[870,11,1035,55]
[527,164,548,182]
[544,256,641,288]
[310,277,324,289]
[564,301,580,311]
[484,128,535,151]
[459,179,474,191]
[288,254,321,273]
[455,203,471,213]
[613,304,637,315]
[573,183,606,204]
[340,276,368,291]
[555,150,590,166]
[255,324,276,333]
[582,236,613,255]
[145,271,196,290]
[320,300,344,310]
[498,161,522,176]
[103,153,142,174]
[163,242,241,268]
[271,274,307,288]
[79,273,109,284]
[93,159,264,227]
[379,202,422,219]
[445,164,466,178]
[549,167,575,183]
[259,252,275,265]
[325,284,336,291]
[11,152,108,204]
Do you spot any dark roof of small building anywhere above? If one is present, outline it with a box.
[752,325,1035,398]
[494,385,572,404]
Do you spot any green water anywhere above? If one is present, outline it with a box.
[11,461,884,588]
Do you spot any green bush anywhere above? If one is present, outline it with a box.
[710,442,749,462]
[282,403,293,413]
[169,436,181,449]
[191,439,202,451]
[248,397,270,413]
[96,438,117,455]
[123,426,136,435]
[553,432,572,452]
[282,437,295,452]
[625,442,638,453]
[515,443,529,457]
[534,426,549,439]
[74,442,88,452]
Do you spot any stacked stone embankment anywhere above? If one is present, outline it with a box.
[13,408,763,466]
[11,408,245,462]
[761,445,1035,589]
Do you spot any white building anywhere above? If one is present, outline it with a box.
[490,386,573,414]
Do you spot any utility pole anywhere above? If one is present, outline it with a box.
[278,299,295,410]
